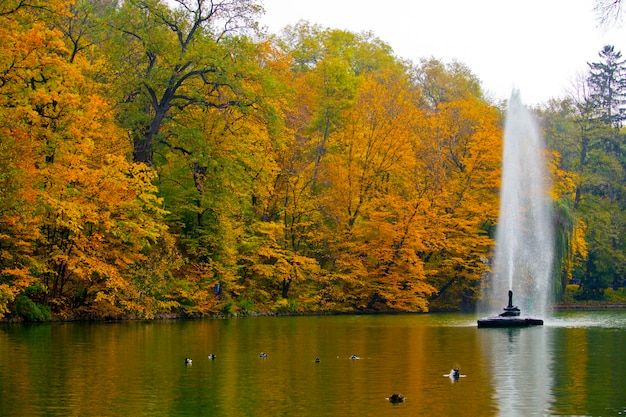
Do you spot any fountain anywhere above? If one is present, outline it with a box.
[478,90,553,328]
[478,290,543,327]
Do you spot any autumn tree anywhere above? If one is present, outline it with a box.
[250,24,407,308]
[412,58,483,108]
[0,0,76,318]
[0,0,172,319]
[308,69,434,311]
[415,97,502,310]
[402,58,501,310]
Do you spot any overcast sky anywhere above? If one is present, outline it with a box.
[259,0,626,106]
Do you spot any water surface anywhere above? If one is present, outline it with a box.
[1,311,625,416]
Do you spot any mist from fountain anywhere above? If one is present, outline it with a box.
[481,90,554,316]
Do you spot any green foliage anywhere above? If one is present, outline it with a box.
[605,287,626,302]
[219,300,236,316]
[538,44,626,305]
[236,298,257,314]
[563,284,626,304]
[14,294,52,322]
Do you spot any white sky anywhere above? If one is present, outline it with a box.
[259,0,626,106]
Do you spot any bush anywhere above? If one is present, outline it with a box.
[272,298,298,312]
[605,287,626,302]
[573,287,605,301]
[219,300,236,316]
[14,295,52,322]
[237,298,256,314]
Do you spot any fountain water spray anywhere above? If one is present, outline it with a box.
[481,90,554,318]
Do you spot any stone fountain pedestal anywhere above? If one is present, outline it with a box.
[477,290,543,328]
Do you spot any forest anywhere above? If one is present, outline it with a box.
[0,0,623,321]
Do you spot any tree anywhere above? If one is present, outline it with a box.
[540,46,626,300]
[412,58,483,109]
[587,45,626,130]
[53,0,116,64]
[316,70,438,311]
[415,96,502,310]
[594,0,624,27]
[0,0,172,319]
[0,0,72,318]
[584,45,626,294]
[107,0,263,165]
[278,22,401,192]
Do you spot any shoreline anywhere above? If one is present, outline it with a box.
[2,304,626,323]
[552,303,626,311]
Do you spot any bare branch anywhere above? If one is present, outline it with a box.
[595,0,624,29]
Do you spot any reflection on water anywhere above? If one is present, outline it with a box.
[479,327,553,416]
[546,310,626,328]
[0,312,625,416]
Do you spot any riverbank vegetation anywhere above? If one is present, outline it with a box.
[558,285,626,308]
[0,0,624,321]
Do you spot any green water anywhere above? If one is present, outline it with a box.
[1,312,625,416]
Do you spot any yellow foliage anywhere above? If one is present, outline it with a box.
[548,150,577,199]
[562,219,588,281]
[0,1,172,318]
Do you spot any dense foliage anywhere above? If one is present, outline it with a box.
[540,45,626,301]
[0,0,620,320]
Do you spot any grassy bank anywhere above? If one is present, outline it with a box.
[555,285,626,309]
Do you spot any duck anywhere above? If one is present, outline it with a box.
[350,354,360,360]
[208,354,216,360]
[259,352,268,358]
[185,358,192,365]
[314,357,321,363]
[444,367,464,380]
[387,393,405,403]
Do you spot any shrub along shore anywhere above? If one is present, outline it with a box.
[3,287,625,323]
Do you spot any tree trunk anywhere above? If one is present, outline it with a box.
[133,102,170,164]
[281,278,291,299]
[367,292,379,309]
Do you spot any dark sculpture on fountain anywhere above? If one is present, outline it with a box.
[477,290,543,328]
[500,290,520,317]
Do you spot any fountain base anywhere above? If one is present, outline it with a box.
[477,290,543,328]
[477,316,543,328]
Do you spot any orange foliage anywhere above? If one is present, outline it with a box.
[414,97,502,308]
[0,3,514,317]
[0,1,169,319]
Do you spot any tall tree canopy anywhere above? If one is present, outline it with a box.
[2,0,600,320]
[540,44,626,301]
[0,0,170,319]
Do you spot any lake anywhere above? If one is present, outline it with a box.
[1,311,625,416]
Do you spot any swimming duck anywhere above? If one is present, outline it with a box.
[259,352,268,358]
[444,367,465,380]
[208,354,216,360]
[314,357,321,363]
[350,354,360,360]
[387,394,405,403]
[185,358,192,365]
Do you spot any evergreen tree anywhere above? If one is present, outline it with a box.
[574,45,626,296]
[587,45,626,129]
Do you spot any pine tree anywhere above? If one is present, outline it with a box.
[587,45,626,128]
